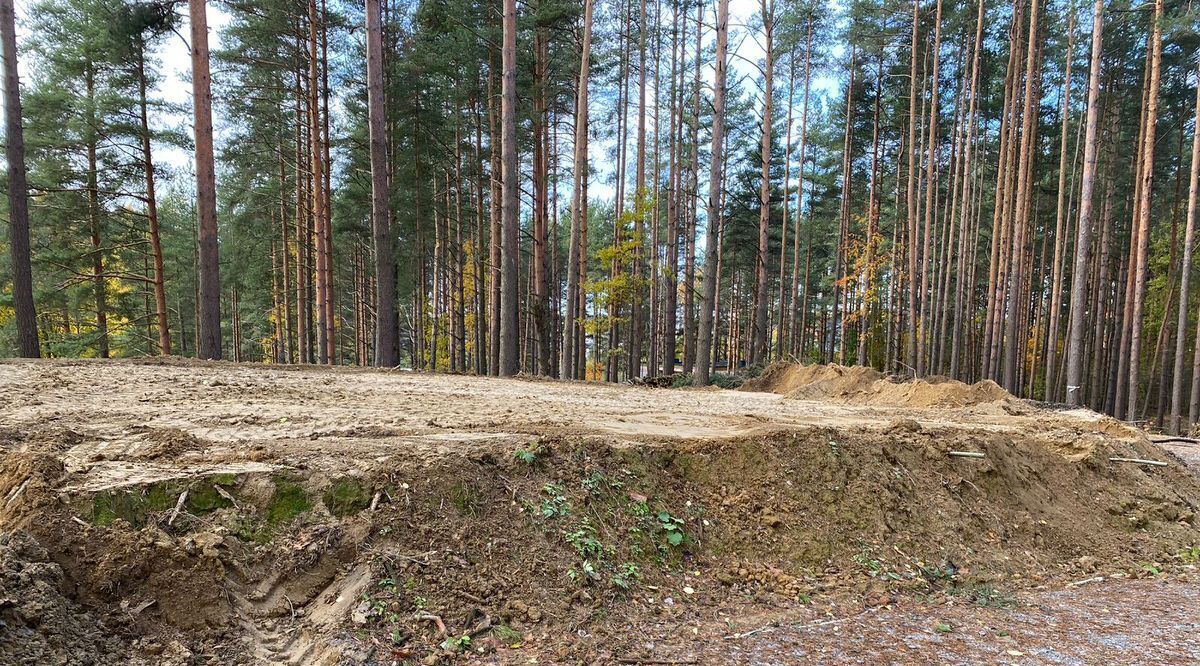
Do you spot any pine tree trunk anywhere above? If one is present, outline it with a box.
[562,0,592,380]
[1125,0,1163,421]
[693,0,729,386]
[904,0,921,375]
[191,0,221,360]
[950,0,984,379]
[917,0,943,377]
[1043,15,1074,399]
[627,0,648,379]
[497,0,520,376]
[85,68,109,359]
[1170,63,1200,433]
[788,18,813,360]
[776,47,796,362]
[750,0,773,366]
[1066,0,1105,406]
[1001,0,1041,393]
[487,41,501,375]
[682,1,703,372]
[366,0,397,367]
[529,26,548,375]
[133,44,170,356]
[662,0,681,376]
[2,0,39,357]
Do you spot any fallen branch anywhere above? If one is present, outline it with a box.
[616,658,699,665]
[168,490,189,526]
[723,624,776,640]
[414,611,447,636]
[212,484,241,509]
[369,491,382,512]
[1109,457,1168,467]
[5,477,30,506]
[1066,576,1104,588]
[1150,436,1198,445]
[788,608,877,631]
[948,451,986,459]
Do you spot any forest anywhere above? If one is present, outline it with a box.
[3,0,1200,432]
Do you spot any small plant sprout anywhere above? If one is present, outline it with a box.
[442,634,472,652]
[657,510,686,547]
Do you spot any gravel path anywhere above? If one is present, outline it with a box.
[598,577,1200,665]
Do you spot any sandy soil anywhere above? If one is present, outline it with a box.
[1,359,1197,665]
[0,358,1143,486]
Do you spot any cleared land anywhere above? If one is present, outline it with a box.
[1,359,1198,665]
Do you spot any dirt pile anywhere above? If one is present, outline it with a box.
[0,531,127,665]
[743,362,1014,408]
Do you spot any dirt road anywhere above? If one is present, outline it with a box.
[1,359,1197,665]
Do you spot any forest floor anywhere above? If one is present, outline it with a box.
[1,359,1199,665]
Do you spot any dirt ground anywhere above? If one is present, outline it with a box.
[1,359,1198,665]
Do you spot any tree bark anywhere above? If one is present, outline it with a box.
[750,0,773,365]
[190,0,221,360]
[1065,0,1104,407]
[366,0,397,367]
[904,0,920,374]
[1,0,39,357]
[1001,0,1041,392]
[1125,0,1163,421]
[1169,62,1199,432]
[1043,14,1074,399]
[693,0,729,386]
[497,0,520,376]
[561,0,593,380]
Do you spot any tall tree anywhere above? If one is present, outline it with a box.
[1065,0,1104,407]
[1169,62,1199,433]
[693,0,729,386]
[750,0,774,365]
[562,0,594,381]
[1124,0,1163,420]
[190,0,221,360]
[0,0,38,357]
[497,0,520,376]
[366,0,396,367]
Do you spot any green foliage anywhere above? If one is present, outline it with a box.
[539,483,570,518]
[656,510,687,547]
[493,624,522,643]
[267,479,311,526]
[442,634,472,652]
[611,562,642,590]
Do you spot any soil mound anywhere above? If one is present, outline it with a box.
[0,531,127,665]
[743,362,1014,408]
[134,427,205,459]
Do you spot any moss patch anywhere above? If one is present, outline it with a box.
[267,479,311,526]
[323,477,372,517]
[89,477,234,527]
